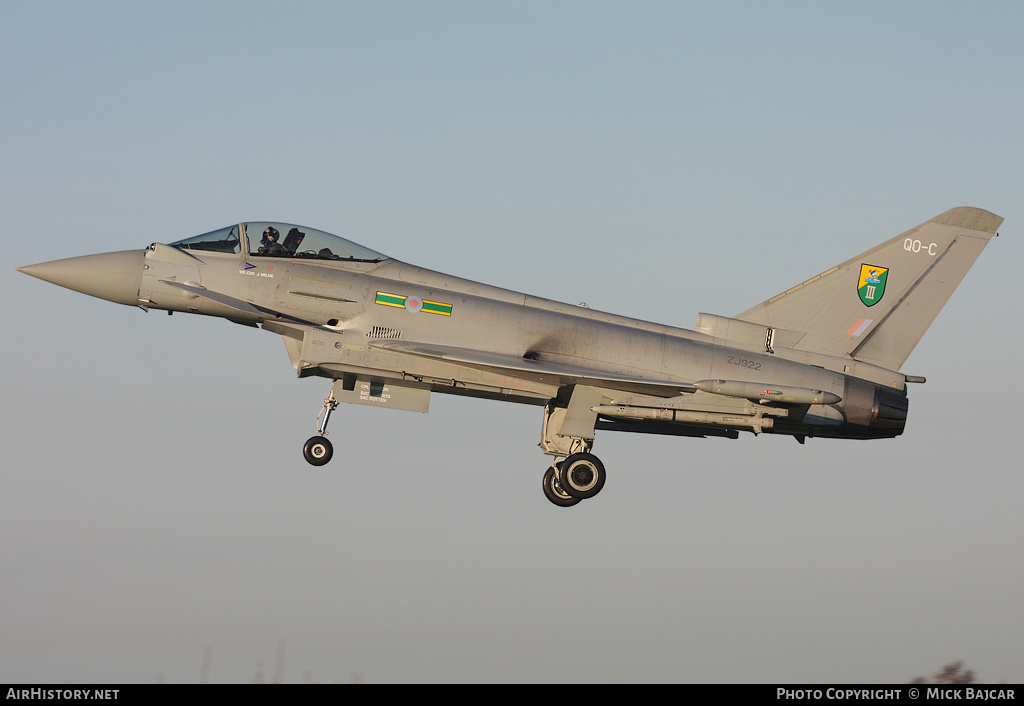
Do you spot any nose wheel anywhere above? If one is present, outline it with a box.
[303,436,334,466]
[304,388,339,466]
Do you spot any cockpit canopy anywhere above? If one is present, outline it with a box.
[170,222,388,263]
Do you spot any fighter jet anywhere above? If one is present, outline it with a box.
[18,207,1002,506]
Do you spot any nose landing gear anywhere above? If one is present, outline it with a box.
[303,388,338,466]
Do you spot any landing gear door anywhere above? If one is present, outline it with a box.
[331,376,431,413]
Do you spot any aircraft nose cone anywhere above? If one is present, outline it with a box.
[18,250,145,306]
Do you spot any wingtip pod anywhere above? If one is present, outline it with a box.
[929,207,1003,234]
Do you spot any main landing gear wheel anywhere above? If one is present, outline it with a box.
[303,435,333,466]
[543,464,581,508]
[558,452,606,500]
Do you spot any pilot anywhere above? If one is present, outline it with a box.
[260,226,284,254]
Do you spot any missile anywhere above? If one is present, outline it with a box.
[693,379,841,405]
[590,405,776,433]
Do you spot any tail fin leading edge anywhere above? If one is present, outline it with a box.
[735,207,1003,371]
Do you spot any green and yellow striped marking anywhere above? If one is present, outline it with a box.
[375,292,453,316]
[375,291,408,309]
[421,299,453,316]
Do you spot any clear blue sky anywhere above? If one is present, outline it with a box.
[3,1,1022,683]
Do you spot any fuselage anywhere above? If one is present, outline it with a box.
[19,209,1005,504]
[20,225,908,441]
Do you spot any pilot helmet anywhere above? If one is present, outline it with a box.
[261,226,280,245]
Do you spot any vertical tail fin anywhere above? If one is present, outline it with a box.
[735,207,1002,371]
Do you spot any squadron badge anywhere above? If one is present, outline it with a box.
[857,264,888,307]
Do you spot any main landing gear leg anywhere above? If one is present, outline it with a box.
[539,396,607,507]
[303,388,338,466]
